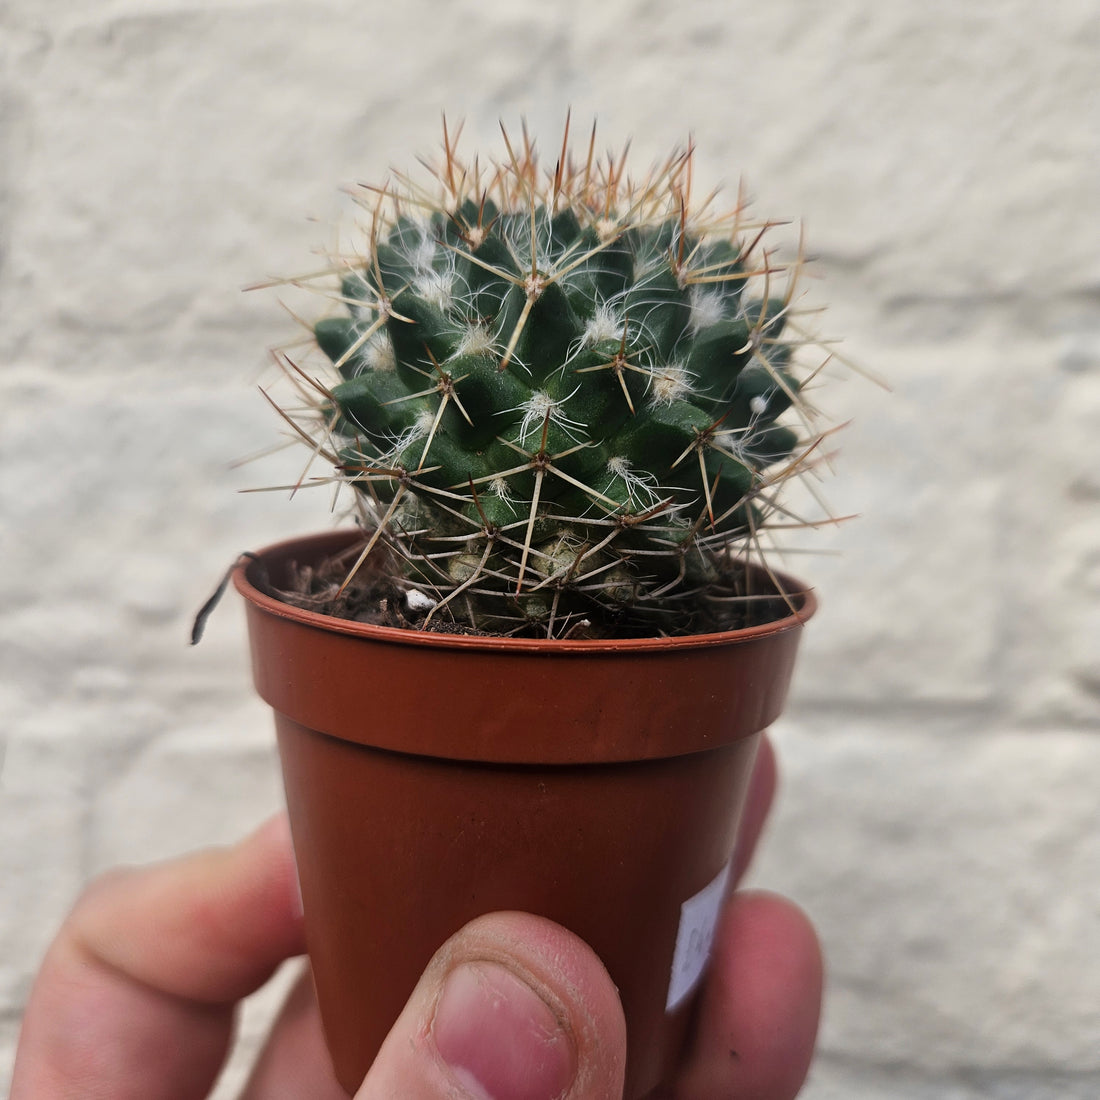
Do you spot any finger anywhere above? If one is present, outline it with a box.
[731,733,779,884]
[238,965,347,1100]
[11,814,305,1100]
[673,891,823,1100]
[355,911,626,1100]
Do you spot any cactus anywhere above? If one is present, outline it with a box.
[268,122,833,638]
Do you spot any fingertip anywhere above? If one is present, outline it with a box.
[448,911,628,1090]
[251,809,293,848]
[251,810,304,925]
[718,890,823,985]
[731,734,779,882]
[356,911,626,1099]
[677,891,823,1100]
[68,813,307,1004]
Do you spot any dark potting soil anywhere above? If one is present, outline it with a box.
[264,536,804,641]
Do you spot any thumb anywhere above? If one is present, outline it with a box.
[355,911,626,1100]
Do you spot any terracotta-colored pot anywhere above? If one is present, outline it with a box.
[235,530,814,1098]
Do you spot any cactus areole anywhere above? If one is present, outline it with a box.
[265,123,831,638]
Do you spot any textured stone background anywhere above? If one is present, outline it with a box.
[2,2,1098,1096]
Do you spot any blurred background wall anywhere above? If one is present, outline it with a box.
[2,2,1097,1096]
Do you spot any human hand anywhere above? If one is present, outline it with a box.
[11,736,822,1099]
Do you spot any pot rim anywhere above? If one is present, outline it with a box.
[233,529,816,653]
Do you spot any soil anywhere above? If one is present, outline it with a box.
[259,537,804,641]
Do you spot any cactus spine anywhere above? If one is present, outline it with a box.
[270,122,831,638]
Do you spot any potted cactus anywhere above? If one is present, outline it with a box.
[231,121,834,1099]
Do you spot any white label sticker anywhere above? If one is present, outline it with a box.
[666,860,731,1012]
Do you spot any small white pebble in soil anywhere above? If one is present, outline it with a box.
[405,589,438,613]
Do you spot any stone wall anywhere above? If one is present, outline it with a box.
[2,3,1097,1095]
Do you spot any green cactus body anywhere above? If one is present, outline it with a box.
[276,125,828,637]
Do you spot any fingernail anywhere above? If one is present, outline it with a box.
[433,961,576,1100]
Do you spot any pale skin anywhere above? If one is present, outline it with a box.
[11,736,823,1100]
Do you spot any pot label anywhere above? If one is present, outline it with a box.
[666,860,732,1012]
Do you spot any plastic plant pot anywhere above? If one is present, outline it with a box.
[235,529,814,1098]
